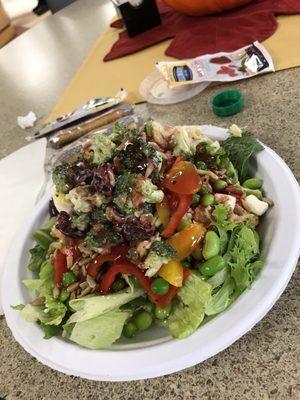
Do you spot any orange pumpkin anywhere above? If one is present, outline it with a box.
[164,0,252,17]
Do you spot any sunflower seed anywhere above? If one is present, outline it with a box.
[86,274,96,288]
[66,282,80,292]
[79,257,91,266]
[52,286,60,299]
[70,291,76,300]
[81,265,87,277]
[30,297,45,306]
[66,255,73,269]
[79,281,89,290]
[77,286,91,298]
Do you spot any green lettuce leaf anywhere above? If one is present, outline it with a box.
[28,244,47,273]
[221,132,264,182]
[21,261,67,326]
[167,273,212,339]
[226,225,260,294]
[205,276,235,316]
[69,309,131,349]
[67,287,144,324]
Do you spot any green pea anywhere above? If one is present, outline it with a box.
[201,194,215,206]
[62,271,77,288]
[112,278,126,291]
[133,311,153,331]
[59,289,70,302]
[242,178,262,190]
[199,256,227,276]
[177,219,191,231]
[203,231,220,260]
[196,161,207,170]
[192,194,200,205]
[123,321,137,338]
[151,277,169,295]
[213,179,227,191]
[198,187,208,195]
[155,303,172,320]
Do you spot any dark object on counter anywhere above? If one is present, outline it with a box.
[47,0,76,13]
[33,0,49,15]
[113,0,161,37]
[211,90,243,117]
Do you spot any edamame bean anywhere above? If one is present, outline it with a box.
[177,219,191,231]
[213,179,227,191]
[202,231,220,260]
[133,311,153,331]
[199,256,227,276]
[155,303,172,320]
[201,194,215,206]
[123,321,137,338]
[242,178,262,190]
[151,277,169,295]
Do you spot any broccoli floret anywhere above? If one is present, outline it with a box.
[143,120,153,138]
[141,179,164,204]
[52,163,73,194]
[71,213,90,231]
[144,241,177,277]
[113,173,137,215]
[110,122,128,142]
[85,225,122,251]
[91,132,116,165]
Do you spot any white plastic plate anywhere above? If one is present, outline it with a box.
[2,126,300,381]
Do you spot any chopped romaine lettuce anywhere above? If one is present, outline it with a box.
[167,273,211,339]
[205,276,235,316]
[69,309,131,349]
[67,287,144,324]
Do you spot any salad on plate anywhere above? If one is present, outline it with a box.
[14,121,273,349]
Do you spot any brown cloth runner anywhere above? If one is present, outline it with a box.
[104,0,300,61]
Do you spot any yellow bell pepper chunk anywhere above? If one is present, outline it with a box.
[156,198,170,228]
[158,260,183,287]
[167,223,206,261]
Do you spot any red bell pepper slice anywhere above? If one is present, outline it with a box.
[161,194,192,238]
[98,259,192,308]
[87,244,128,280]
[53,250,68,289]
[98,259,158,300]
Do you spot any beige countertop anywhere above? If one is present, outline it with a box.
[0,1,299,399]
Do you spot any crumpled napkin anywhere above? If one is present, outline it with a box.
[0,139,47,315]
[17,111,37,129]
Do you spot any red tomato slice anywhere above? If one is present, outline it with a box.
[164,161,202,195]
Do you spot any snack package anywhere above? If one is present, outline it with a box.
[156,42,274,88]
[35,89,127,139]
[49,104,134,149]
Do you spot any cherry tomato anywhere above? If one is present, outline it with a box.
[164,161,202,195]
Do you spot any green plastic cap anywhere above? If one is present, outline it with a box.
[211,90,243,117]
